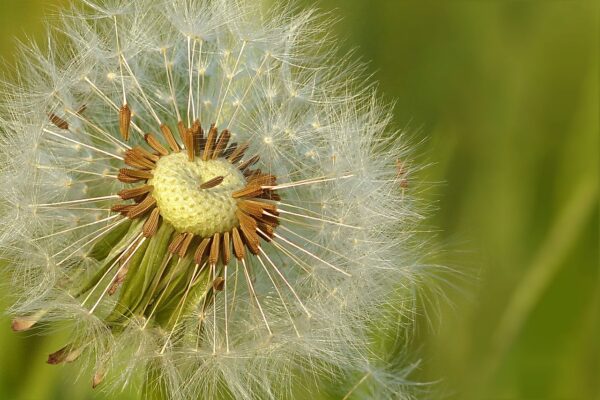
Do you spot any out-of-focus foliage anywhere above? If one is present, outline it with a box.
[0,0,597,399]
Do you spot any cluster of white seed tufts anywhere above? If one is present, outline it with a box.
[0,0,426,399]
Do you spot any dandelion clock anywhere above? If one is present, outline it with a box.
[0,0,428,398]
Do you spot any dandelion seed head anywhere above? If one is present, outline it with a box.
[0,0,426,398]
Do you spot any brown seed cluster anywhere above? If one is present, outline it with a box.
[111,110,281,273]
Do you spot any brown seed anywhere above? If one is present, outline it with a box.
[191,119,203,138]
[92,368,106,389]
[117,174,142,184]
[212,129,231,159]
[124,150,155,170]
[118,168,153,181]
[209,233,221,265]
[178,233,195,258]
[396,159,406,176]
[184,128,195,162]
[126,195,156,219]
[192,119,204,155]
[11,315,40,332]
[237,210,260,254]
[212,276,225,291]
[200,175,224,190]
[221,142,238,159]
[228,143,249,164]
[177,120,187,142]
[118,184,153,200]
[194,238,211,265]
[108,264,129,295]
[231,227,245,260]
[47,344,83,365]
[396,159,409,188]
[176,121,195,161]
[237,199,277,218]
[160,124,180,152]
[255,212,280,228]
[222,231,231,265]
[232,184,263,199]
[111,203,133,215]
[144,133,169,156]
[197,137,206,157]
[123,155,150,171]
[142,208,161,237]
[168,233,186,254]
[257,223,274,242]
[132,193,148,203]
[203,123,218,160]
[133,146,160,162]
[119,104,131,140]
[237,154,260,171]
[48,113,69,130]
[248,173,277,187]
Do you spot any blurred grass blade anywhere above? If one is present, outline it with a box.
[486,176,598,381]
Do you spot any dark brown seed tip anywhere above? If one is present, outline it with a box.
[92,369,106,389]
[11,316,37,332]
[48,113,69,130]
[47,349,64,365]
[213,276,225,291]
[47,344,82,365]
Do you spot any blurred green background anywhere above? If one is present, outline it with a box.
[0,0,597,399]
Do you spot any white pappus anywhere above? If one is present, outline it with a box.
[0,0,429,399]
